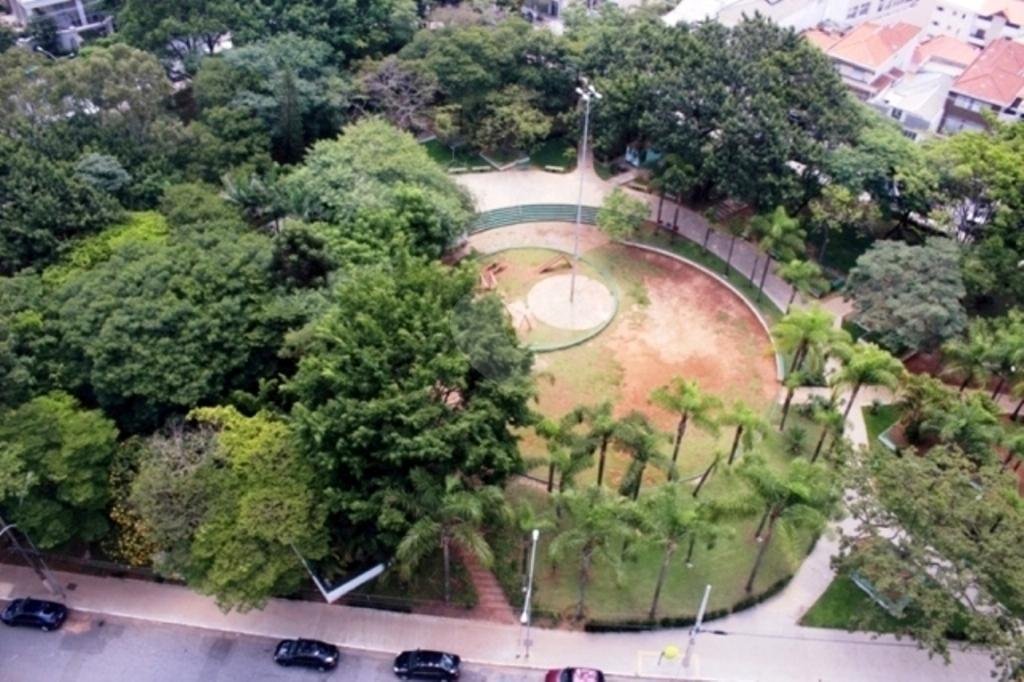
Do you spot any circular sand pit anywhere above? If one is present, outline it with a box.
[527,274,615,331]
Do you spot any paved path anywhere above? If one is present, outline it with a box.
[457,544,517,624]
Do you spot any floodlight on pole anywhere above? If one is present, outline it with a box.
[517,528,541,659]
[570,80,601,304]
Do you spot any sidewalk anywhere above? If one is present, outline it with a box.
[0,563,994,681]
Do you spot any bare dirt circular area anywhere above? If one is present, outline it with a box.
[526,274,615,331]
[469,222,780,481]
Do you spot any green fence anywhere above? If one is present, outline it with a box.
[470,204,599,233]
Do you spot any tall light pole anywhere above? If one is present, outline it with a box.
[570,81,601,303]
[518,528,540,659]
[0,514,65,600]
[683,584,712,668]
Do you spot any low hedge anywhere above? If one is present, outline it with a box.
[583,575,793,633]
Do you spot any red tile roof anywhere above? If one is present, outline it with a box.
[911,35,980,69]
[951,38,1024,106]
[804,28,841,52]
[828,22,923,70]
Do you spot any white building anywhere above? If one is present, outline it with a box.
[925,0,1024,46]
[7,0,112,52]
[664,0,935,31]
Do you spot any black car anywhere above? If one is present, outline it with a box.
[273,639,340,672]
[1,598,67,631]
[393,649,461,680]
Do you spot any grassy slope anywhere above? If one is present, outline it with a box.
[800,576,905,631]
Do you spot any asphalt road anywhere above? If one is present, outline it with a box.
[0,610,639,682]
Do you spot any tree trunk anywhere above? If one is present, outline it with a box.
[992,376,1006,400]
[958,374,972,394]
[757,257,770,302]
[728,425,744,465]
[693,456,718,498]
[575,550,592,620]
[672,202,681,237]
[792,340,808,374]
[547,463,555,493]
[1001,451,1015,472]
[702,224,712,252]
[656,192,664,225]
[632,464,646,500]
[754,505,771,540]
[779,386,795,431]
[442,537,452,604]
[811,425,829,463]
[787,287,797,313]
[1013,396,1024,421]
[671,413,689,466]
[750,253,760,281]
[597,437,609,487]
[819,229,830,266]
[724,236,736,275]
[842,382,862,420]
[649,544,676,621]
[684,535,696,565]
[745,513,776,593]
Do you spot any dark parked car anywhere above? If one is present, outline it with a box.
[545,669,606,682]
[393,649,461,680]
[273,639,340,671]
[1,598,67,631]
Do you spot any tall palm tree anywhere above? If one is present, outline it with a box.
[640,485,721,621]
[747,207,805,302]
[832,342,903,419]
[692,452,722,498]
[943,329,991,394]
[777,259,825,313]
[1012,379,1024,422]
[511,500,554,579]
[896,373,951,444]
[548,486,634,620]
[922,392,1002,467]
[739,457,835,593]
[650,378,721,469]
[573,402,619,487]
[614,411,671,498]
[809,400,844,463]
[778,370,808,431]
[1001,433,1024,472]
[772,307,848,376]
[721,401,769,465]
[396,474,507,603]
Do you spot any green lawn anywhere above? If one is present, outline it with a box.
[800,576,905,631]
[422,139,482,169]
[863,404,901,444]
[531,138,576,171]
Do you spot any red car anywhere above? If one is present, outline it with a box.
[545,669,606,682]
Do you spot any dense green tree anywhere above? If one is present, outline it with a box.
[943,321,993,393]
[0,139,122,275]
[840,445,1024,675]
[183,406,328,611]
[747,206,805,300]
[287,258,533,561]
[0,275,55,408]
[845,239,967,353]
[921,392,1002,467]
[573,402,619,488]
[0,25,15,54]
[806,184,882,266]
[74,153,132,195]
[54,221,284,431]
[118,0,239,63]
[396,473,506,604]
[985,311,1024,401]
[596,188,650,241]
[357,56,437,132]
[0,392,118,548]
[473,86,552,154]
[285,118,473,258]
[777,259,825,312]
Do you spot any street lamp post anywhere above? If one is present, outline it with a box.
[570,81,601,303]
[683,584,712,668]
[0,514,65,600]
[518,528,540,659]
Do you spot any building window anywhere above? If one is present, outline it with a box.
[890,107,904,121]
[971,28,986,39]
[859,2,870,15]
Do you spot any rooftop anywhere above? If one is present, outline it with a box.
[912,35,980,70]
[950,37,1024,105]
[804,28,842,52]
[945,0,1024,25]
[828,22,923,70]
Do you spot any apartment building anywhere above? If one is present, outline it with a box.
[926,0,1024,46]
[7,0,112,51]
[939,37,1024,131]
